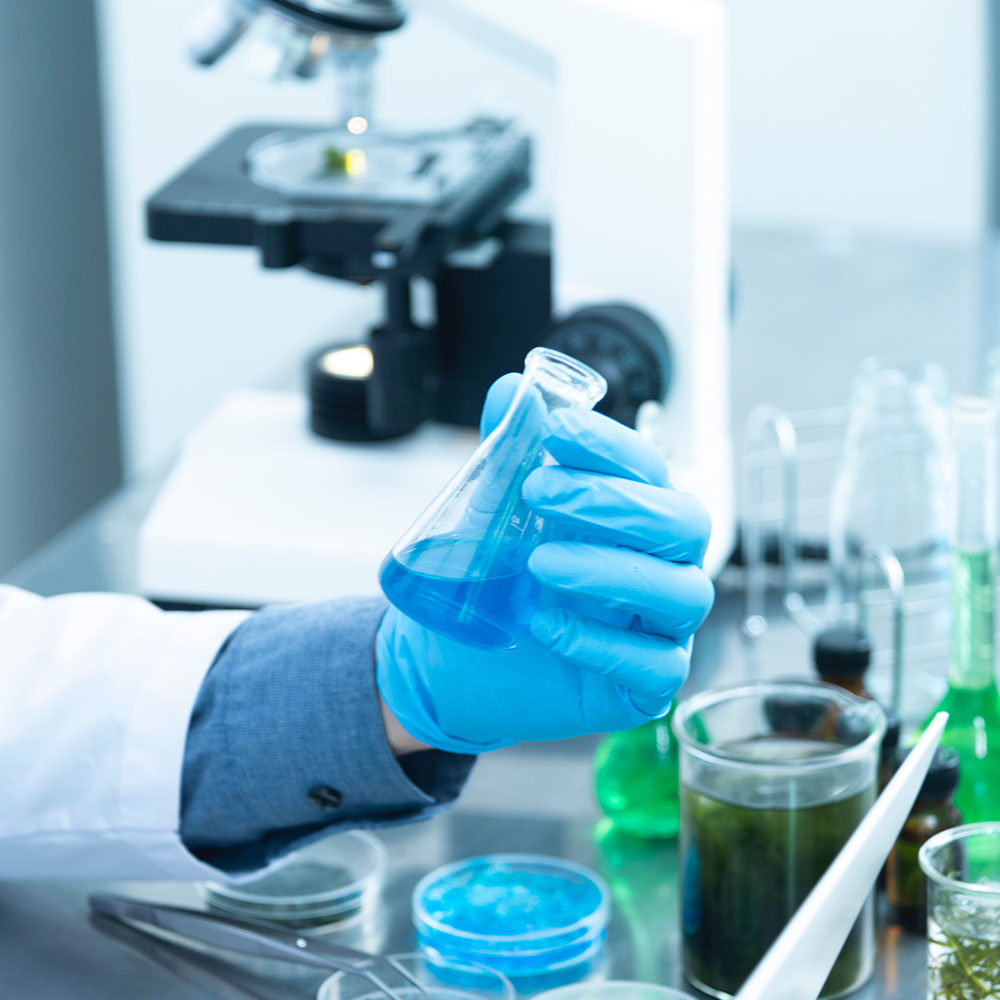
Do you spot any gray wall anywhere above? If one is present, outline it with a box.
[0,0,121,574]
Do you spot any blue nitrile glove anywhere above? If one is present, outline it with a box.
[375,374,715,754]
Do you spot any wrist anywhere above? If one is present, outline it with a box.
[379,692,431,756]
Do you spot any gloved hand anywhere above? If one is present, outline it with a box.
[375,374,714,755]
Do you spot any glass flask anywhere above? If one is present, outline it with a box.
[924,396,1000,823]
[593,705,681,839]
[379,348,606,650]
[673,681,885,1000]
[828,358,951,715]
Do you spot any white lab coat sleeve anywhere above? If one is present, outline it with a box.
[0,584,250,881]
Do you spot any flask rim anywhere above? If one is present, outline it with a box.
[523,347,607,406]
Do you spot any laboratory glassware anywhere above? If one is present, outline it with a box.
[318,953,513,1000]
[924,396,1000,823]
[379,348,606,650]
[919,822,1000,999]
[829,359,951,602]
[732,714,945,1000]
[673,681,886,1000]
[885,747,961,931]
[412,854,610,994]
[200,829,385,933]
[593,705,681,839]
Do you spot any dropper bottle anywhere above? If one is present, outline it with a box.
[925,396,1000,822]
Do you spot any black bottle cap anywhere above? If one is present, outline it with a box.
[895,745,961,799]
[812,625,873,677]
[881,712,902,761]
[763,693,828,735]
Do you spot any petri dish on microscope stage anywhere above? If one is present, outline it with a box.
[318,953,514,1000]
[200,829,386,933]
[246,123,510,204]
[413,854,610,994]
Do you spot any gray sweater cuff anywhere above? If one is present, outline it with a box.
[180,597,475,872]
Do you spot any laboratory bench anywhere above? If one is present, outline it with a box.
[1,225,975,998]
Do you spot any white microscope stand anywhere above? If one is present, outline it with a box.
[138,0,733,606]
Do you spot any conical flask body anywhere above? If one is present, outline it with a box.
[380,348,607,649]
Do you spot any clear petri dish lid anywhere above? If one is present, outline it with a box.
[201,830,385,929]
[412,854,610,959]
[317,953,514,1000]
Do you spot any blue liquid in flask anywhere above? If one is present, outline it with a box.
[380,535,539,650]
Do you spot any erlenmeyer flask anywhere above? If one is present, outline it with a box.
[593,705,681,839]
[379,348,607,650]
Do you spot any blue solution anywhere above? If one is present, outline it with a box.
[379,535,539,650]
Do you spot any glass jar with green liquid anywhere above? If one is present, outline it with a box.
[926,396,1000,823]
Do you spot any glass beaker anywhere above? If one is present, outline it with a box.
[672,681,885,1000]
[828,358,952,714]
[925,397,1000,823]
[920,822,1000,999]
[379,348,606,650]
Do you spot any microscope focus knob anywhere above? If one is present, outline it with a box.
[543,303,671,428]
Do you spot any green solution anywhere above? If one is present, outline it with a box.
[680,737,873,999]
[594,707,680,838]
[928,547,1000,823]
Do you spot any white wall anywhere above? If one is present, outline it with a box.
[727,0,987,237]
[98,0,989,474]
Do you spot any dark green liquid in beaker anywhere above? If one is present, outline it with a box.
[681,737,873,998]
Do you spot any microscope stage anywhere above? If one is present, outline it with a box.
[147,120,531,279]
[247,123,511,204]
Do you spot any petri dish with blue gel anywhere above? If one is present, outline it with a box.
[412,854,610,993]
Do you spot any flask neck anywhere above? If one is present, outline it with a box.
[519,347,606,413]
[948,546,997,691]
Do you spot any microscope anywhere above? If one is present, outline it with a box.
[139,0,733,607]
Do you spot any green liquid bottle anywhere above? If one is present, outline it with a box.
[930,548,1000,822]
[925,397,1000,823]
[593,705,680,839]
